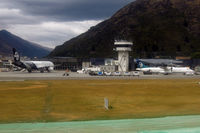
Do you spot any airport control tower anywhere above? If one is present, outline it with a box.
[114,40,133,72]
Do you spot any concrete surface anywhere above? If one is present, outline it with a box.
[0,71,200,81]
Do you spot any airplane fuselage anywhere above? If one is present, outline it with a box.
[136,67,194,74]
[12,48,54,73]
[13,61,54,72]
[136,67,164,73]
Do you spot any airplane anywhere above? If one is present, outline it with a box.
[168,66,194,75]
[136,59,165,74]
[136,59,194,75]
[12,48,54,73]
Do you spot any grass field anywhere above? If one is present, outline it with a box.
[0,79,200,123]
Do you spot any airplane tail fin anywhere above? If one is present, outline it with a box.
[136,59,148,68]
[12,48,20,62]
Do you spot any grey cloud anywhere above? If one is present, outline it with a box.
[1,0,134,21]
[0,0,134,48]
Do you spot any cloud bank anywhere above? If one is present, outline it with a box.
[0,0,133,48]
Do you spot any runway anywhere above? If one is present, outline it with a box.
[0,71,200,81]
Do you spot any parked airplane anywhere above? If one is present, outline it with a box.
[136,59,165,74]
[168,66,194,75]
[12,48,54,73]
[136,59,194,75]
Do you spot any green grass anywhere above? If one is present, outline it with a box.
[0,79,200,123]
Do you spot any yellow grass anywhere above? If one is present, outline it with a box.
[0,79,200,123]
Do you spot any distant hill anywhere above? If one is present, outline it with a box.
[0,30,52,58]
[49,0,200,58]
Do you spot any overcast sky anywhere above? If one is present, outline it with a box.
[0,0,133,48]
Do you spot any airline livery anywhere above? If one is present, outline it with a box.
[12,48,54,73]
[136,59,194,75]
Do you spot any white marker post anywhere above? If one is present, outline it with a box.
[104,98,109,110]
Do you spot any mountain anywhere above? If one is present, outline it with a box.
[49,0,200,58]
[0,30,52,58]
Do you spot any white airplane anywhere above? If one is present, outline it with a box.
[12,48,54,73]
[168,66,194,75]
[136,59,165,73]
[136,59,194,75]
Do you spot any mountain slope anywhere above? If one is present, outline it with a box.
[0,30,52,58]
[49,0,200,58]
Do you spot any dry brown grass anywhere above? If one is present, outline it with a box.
[0,79,200,123]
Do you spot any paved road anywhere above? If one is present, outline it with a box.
[0,71,200,81]
[0,115,200,133]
